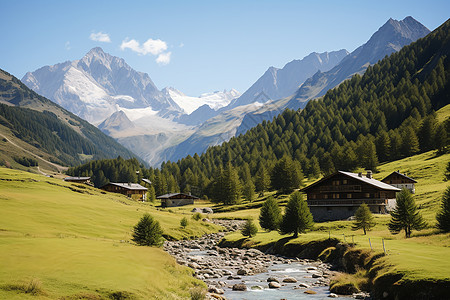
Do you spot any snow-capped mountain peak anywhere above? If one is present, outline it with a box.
[163,87,240,114]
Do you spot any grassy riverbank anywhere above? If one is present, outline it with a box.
[217,150,450,298]
[0,167,221,299]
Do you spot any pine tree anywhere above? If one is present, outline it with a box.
[259,196,281,231]
[255,165,270,196]
[271,156,303,194]
[352,203,376,235]
[131,214,164,246]
[242,181,255,202]
[241,218,258,237]
[279,192,313,238]
[436,187,450,232]
[388,189,426,238]
[147,185,156,202]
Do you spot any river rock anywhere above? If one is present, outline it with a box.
[237,268,250,276]
[312,273,322,278]
[267,276,279,283]
[328,293,338,298]
[208,286,224,294]
[298,283,310,288]
[251,285,264,290]
[282,277,298,283]
[268,281,281,289]
[304,289,317,294]
[232,283,247,291]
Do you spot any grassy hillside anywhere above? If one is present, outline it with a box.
[0,167,220,299]
[219,150,450,289]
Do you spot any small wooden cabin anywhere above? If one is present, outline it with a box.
[381,171,417,194]
[301,171,400,221]
[101,183,147,201]
[157,193,199,208]
[64,176,91,185]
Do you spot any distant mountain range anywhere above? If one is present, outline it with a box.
[0,68,138,167]
[20,16,431,167]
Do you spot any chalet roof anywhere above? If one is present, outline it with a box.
[157,193,199,199]
[64,176,91,181]
[301,171,401,192]
[104,182,147,190]
[142,178,152,185]
[382,171,417,183]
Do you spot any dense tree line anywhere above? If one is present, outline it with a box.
[13,156,38,167]
[67,156,145,188]
[146,20,449,202]
[68,20,449,203]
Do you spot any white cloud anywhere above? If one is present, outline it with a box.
[120,38,167,55]
[65,41,71,50]
[156,52,171,65]
[179,42,184,48]
[90,31,111,43]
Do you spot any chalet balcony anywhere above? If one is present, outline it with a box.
[318,185,362,192]
[307,198,389,207]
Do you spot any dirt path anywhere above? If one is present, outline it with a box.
[0,132,68,173]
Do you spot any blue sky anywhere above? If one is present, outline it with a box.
[1,0,448,96]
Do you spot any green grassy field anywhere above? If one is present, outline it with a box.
[220,150,450,283]
[0,167,221,299]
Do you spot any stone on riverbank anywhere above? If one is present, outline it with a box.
[232,283,247,291]
[267,276,279,283]
[268,281,281,289]
[282,276,297,283]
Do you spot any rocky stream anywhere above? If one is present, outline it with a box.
[164,219,357,299]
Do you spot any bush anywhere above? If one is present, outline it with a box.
[189,286,206,300]
[131,214,164,246]
[192,212,203,221]
[180,217,188,228]
[241,218,258,237]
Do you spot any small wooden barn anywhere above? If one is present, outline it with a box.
[157,193,199,208]
[381,171,417,194]
[101,183,147,201]
[301,170,401,221]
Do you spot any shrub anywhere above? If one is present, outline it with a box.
[189,286,206,300]
[241,218,258,237]
[180,217,188,228]
[131,214,164,246]
[192,212,203,221]
[352,203,376,235]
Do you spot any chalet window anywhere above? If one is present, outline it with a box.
[311,194,316,199]
[324,194,328,199]
[365,193,370,198]
[347,194,352,199]
[333,194,340,199]
[343,179,348,184]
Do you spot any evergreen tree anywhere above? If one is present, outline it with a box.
[400,127,420,157]
[352,203,376,235]
[279,192,313,238]
[388,189,426,238]
[212,163,241,205]
[308,156,321,178]
[147,185,156,202]
[271,156,303,194]
[436,186,450,232]
[131,214,164,246]
[241,218,258,237]
[259,196,282,231]
[434,122,448,154]
[180,217,188,228]
[242,181,255,202]
[255,165,270,196]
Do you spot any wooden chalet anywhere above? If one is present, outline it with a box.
[301,171,401,221]
[157,193,199,208]
[101,183,147,201]
[381,171,417,194]
[64,176,91,185]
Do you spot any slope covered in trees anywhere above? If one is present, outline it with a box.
[70,19,450,201]
[0,69,137,166]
